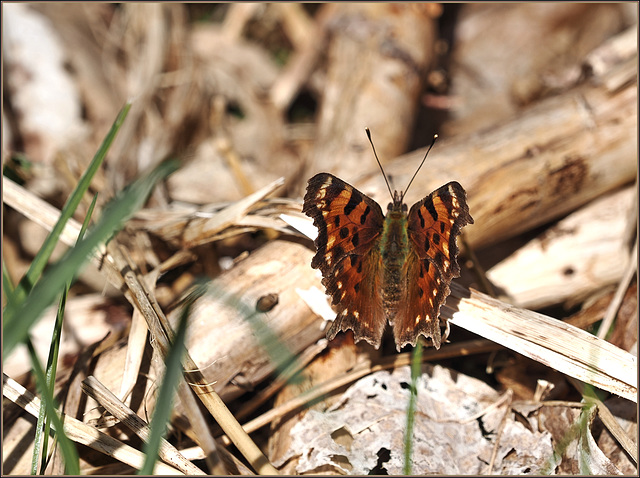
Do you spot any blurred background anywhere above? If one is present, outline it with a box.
[2,3,637,475]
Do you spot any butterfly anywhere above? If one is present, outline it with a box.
[302,129,473,351]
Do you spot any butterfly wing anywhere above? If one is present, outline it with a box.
[303,173,387,348]
[393,181,474,350]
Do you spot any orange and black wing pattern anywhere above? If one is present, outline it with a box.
[303,173,387,348]
[394,181,473,349]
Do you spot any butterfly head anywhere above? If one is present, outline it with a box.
[387,190,408,213]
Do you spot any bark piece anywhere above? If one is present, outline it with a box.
[486,187,636,309]
[307,3,439,181]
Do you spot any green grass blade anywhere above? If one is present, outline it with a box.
[139,292,191,475]
[3,160,179,359]
[2,260,16,309]
[37,285,68,474]
[8,102,131,306]
[403,341,423,475]
[32,286,68,474]
[2,153,32,185]
[26,339,80,475]
[32,194,97,474]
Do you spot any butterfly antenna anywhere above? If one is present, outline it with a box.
[365,127,394,200]
[400,134,438,202]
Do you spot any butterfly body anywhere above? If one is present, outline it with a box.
[379,196,410,319]
[303,172,473,351]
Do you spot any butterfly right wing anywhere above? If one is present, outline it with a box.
[302,173,387,348]
[393,181,473,350]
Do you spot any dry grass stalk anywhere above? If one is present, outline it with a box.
[2,175,125,293]
[81,376,206,475]
[107,242,277,474]
[2,375,182,475]
[0,182,273,473]
[3,171,316,465]
[132,197,302,247]
[485,389,514,474]
[597,239,638,340]
[595,399,638,464]
[447,283,637,402]
[2,176,84,251]
[171,177,283,249]
[119,251,196,402]
[119,308,150,405]
[173,379,229,475]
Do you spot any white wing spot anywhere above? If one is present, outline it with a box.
[325,251,333,265]
[316,189,327,200]
[436,277,441,285]
[342,308,349,316]
[451,197,460,208]
[327,235,336,248]
[452,210,459,218]
[337,281,343,289]
[432,288,437,297]
[443,243,449,255]
[414,315,421,325]
[353,311,360,319]
[340,291,346,301]
[443,259,450,270]
[425,314,431,322]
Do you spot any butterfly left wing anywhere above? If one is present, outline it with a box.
[393,181,473,350]
[302,173,388,348]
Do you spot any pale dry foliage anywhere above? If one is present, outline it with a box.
[2,3,638,475]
